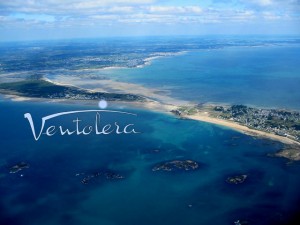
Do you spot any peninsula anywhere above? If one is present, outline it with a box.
[0,79,146,102]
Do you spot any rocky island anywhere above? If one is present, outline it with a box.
[77,170,124,185]
[152,160,199,172]
[226,175,248,184]
[274,144,300,161]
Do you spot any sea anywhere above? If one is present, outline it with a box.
[1,36,300,225]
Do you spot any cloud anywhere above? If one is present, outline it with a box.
[262,11,281,20]
[0,7,270,27]
[107,6,134,13]
[147,6,202,14]
[0,0,299,38]
[0,0,155,14]
[248,0,273,6]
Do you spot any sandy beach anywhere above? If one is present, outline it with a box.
[185,113,300,146]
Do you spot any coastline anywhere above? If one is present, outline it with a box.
[185,113,300,146]
[122,100,300,146]
[48,78,300,146]
[2,90,300,147]
[1,76,300,161]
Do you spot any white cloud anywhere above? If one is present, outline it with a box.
[251,0,273,6]
[107,6,134,13]
[0,0,299,30]
[262,12,279,19]
[0,0,155,14]
[147,6,202,14]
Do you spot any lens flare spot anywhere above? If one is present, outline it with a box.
[98,100,108,109]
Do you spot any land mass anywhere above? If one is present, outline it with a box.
[0,79,146,102]
[173,104,300,143]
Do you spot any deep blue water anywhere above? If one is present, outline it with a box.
[1,100,300,225]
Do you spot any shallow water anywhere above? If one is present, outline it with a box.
[102,45,300,109]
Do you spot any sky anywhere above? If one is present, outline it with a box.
[0,0,300,41]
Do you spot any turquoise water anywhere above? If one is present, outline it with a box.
[1,100,300,225]
[102,46,300,109]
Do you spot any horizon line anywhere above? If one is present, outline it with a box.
[1,34,300,43]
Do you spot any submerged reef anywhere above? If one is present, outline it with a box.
[9,162,30,174]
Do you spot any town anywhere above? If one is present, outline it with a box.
[172,104,300,142]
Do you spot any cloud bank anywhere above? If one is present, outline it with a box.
[0,0,299,40]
